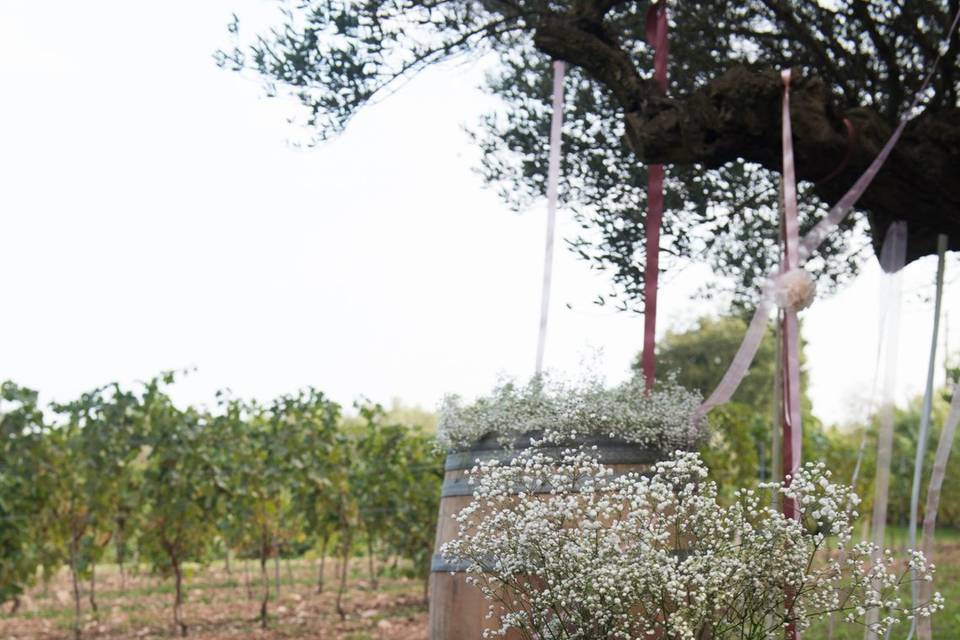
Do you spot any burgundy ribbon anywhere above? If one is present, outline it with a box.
[641,1,668,391]
[645,3,669,89]
[816,117,856,186]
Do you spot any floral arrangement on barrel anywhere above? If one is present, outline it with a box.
[436,374,705,452]
[441,438,944,640]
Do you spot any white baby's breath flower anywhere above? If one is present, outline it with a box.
[442,448,942,639]
[436,373,705,452]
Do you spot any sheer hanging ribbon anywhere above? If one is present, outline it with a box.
[641,1,669,390]
[863,221,907,640]
[917,382,960,640]
[907,233,948,640]
[846,222,911,490]
[535,60,566,375]
[827,223,908,640]
[697,2,960,417]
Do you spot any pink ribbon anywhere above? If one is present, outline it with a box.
[780,69,803,496]
[641,1,668,391]
[780,69,803,640]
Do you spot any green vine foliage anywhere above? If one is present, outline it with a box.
[0,383,56,606]
[0,377,442,637]
[138,386,223,637]
[48,382,147,637]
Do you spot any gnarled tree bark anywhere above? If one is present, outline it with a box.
[534,13,960,266]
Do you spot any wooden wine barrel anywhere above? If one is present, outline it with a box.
[427,433,663,640]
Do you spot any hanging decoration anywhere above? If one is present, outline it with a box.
[848,276,898,493]
[534,60,566,376]
[641,0,669,391]
[864,221,908,640]
[917,382,960,640]
[698,2,960,418]
[827,222,909,640]
[779,69,803,640]
[771,304,783,507]
[907,233,949,640]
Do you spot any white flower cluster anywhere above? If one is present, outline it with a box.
[771,268,817,311]
[442,444,943,640]
[436,375,704,452]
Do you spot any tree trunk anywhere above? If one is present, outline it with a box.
[117,550,126,592]
[317,534,329,594]
[243,557,252,600]
[172,557,188,637]
[335,532,352,621]
[333,553,341,590]
[273,536,281,597]
[224,548,232,575]
[116,518,127,592]
[366,537,378,590]
[69,536,82,640]
[88,564,98,618]
[422,557,430,602]
[259,546,270,629]
[270,536,280,598]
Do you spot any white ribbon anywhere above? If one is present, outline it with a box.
[907,233,948,640]
[917,382,960,640]
[865,221,908,640]
[535,60,566,376]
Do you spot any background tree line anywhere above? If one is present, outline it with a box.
[653,314,960,530]
[0,375,442,638]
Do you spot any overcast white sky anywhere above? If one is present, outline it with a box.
[1,1,957,426]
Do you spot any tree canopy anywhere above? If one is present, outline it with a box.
[217,1,959,309]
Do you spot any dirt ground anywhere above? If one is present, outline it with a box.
[0,558,428,640]
[4,540,959,639]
